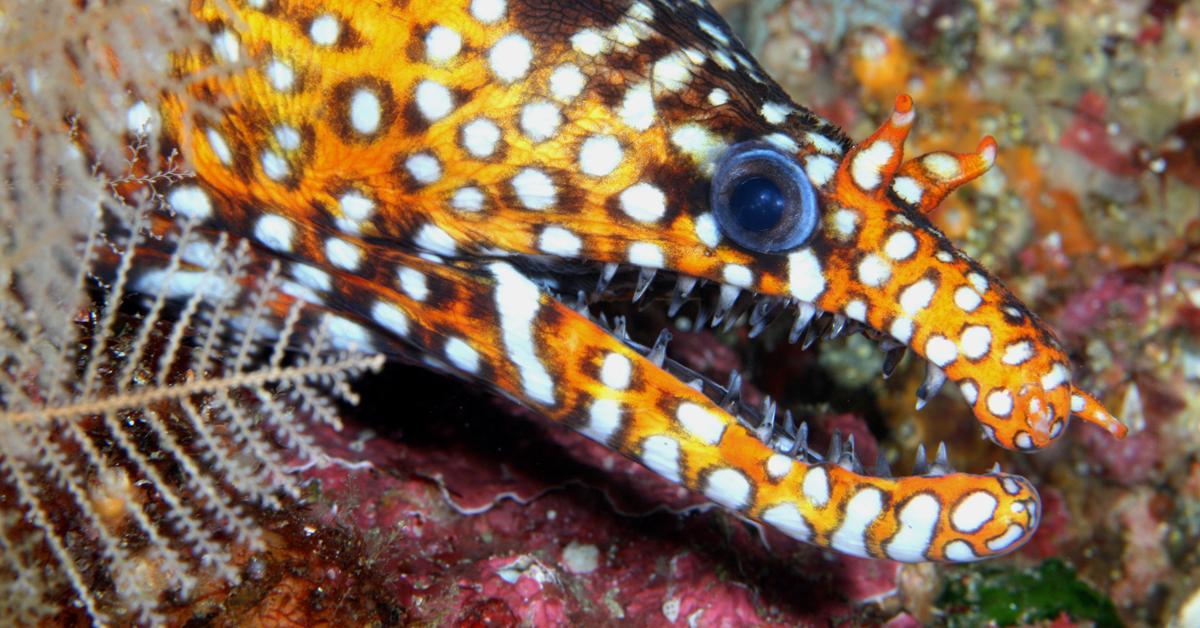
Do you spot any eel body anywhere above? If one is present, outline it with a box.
[134,0,1128,562]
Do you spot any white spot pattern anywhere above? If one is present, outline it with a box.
[641,435,682,482]
[415,80,454,122]
[831,487,884,558]
[619,183,667,223]
[538,226,582,257]
[397,267,429,301]
[325,238,362,271]
[520,101,562,142]
[309,14,340,46]
[676,403,725,445]
[788,249,825,301]
[254,215,294,252]
[951,491,998,533]
[579,135,623,176]
[462,117,502,157]
[704,468,752,511]
[489,34,533,83]
[490,263,556,405]
[512,168,557,210]
[600,353,633,390]
[349,88,382,134]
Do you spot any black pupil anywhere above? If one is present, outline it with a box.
[729,176,785,232]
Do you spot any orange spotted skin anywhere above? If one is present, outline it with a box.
[141,0,1128,562]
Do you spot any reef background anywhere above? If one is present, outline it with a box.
[306,1,1198,625]
[236,1,1200,625]
[2,0,1198,625]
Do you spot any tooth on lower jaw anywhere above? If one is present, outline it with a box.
[755,397,777,442]
[634,267,657,302]
[827,431,842,462]
[787,420,809,458]
[612,315,629,340]
[912,442,928,475]
[874,451,892,478]
[668,276,697,317]
[648,328,671,367]
[927,441,953,476]
[915,362,947,410]
[839,433,862,472]
[789,302,817,344]
[721,369,742,407]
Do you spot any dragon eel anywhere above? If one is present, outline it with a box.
[139,0,1128,562]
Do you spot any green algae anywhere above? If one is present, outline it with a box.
[938,559,1121,627]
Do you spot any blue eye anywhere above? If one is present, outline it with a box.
[729,176,786,232]
[711,142,819,253]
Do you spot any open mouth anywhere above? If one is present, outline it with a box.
[524,258,959,479]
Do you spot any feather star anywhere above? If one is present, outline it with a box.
[131,0,1129,562]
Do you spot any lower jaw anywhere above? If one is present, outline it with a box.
[538,259,974,479]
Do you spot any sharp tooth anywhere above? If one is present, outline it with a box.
[915,363,947,411]
[687,378,705,392]
[720,370,742,407]
[927,441,953,476]
[800,316,824,350]
[828,314,847,339]
[667,276,698,317]
[720,303,743,333]
[787,420,809,459]
[882,346,906,379]
[755,397,777,442]
[788,302,817,344]
[780,409,797,440]
[990,461,1001,474]
[827,431,842,462]
[839,433,860,472]
[912,443,928,475]
[749,297,778,327]
[874,451,892,478]
[647,328,671,367]
[711,284,740,327]
[572,290,590,315]
[613,315,629,340]
[633,268,657,302]
[748,298,780,338]
[596,262,619,294]
[694,302,711,330]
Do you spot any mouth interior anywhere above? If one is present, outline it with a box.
[517,257,963,480]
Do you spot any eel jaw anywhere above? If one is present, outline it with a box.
[533,263,1044,562]
[531,94,1127,463]
[539,259,987,469]
[796,94,1128,453]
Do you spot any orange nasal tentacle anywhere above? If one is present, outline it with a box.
[835,94,915,199]
[894,135,998,213]
[1070,386,1128,438]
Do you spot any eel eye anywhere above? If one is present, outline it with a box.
[711,141,819,253]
